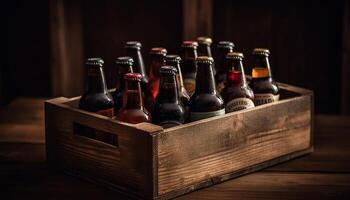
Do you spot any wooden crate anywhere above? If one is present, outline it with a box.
[45,82,313,200]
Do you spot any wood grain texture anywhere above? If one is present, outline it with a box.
[157,94,312,195]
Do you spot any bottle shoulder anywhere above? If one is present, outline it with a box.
[189,93,224,112]
[222,84,254,102]
[79,92,114,111]
[249,77,279,94]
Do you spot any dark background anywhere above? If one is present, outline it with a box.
[2,0,350,114]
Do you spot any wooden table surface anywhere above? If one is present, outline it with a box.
[1,98,350,200]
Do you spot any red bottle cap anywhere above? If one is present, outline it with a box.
[124,73,142,81]
[149,47,167,56]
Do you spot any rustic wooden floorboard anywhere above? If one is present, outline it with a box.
[1,98,350,199]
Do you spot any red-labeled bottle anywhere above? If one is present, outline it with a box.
[146,47,167,108]
[117,73,151,124]
[189,56,225,121]
[214,41,234,93]
[221,52,255,113]
[113,57,133,113]
[180,41,198,96]
[249,48,279,105]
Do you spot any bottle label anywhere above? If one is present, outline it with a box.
[254,93,280,106]
[190,109,225,121]
[96,108,114,117]
[183,78,196,96]
[226,98,255,112]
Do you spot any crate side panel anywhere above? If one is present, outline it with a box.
[45,102,155,198]
[157,95,312,195]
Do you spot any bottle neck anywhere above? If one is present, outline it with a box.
[126,48,146,77]
[227,59,248,86]
[195,63,216,94]
[150,55,165,78]
[157,75,179,103]
[116,64,133,92]
[167,61,185,89]
[252,55,272,78]
[198,44,212,57]
[217,48,233,71]
[123,80,143,109]
[181,48,197,73]
[86,66,108,94]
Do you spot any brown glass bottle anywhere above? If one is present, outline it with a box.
[197,36,213,57]
[124,41,149,89]
[147,47,167,107]
[165,55,190,108]
[180,41,198,96]
[249,48,279,106]
[113,57,133,113]
[189,56,225,121]
[221,52,255,113]
[153,66,185,128]
[79,58,114,116]
[117,73,151,124]
[214,41,234,93]
[79,58,115,144]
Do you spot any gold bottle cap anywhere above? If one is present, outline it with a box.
[252,48,270,56]
[196,56,214,64]
[197,36,213,45]
[226,52,244,60]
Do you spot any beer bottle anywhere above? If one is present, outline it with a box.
[197,36,213,57]
[180,41,198,96]
[189,56,225,121]
[221,52,255,113]
[249,48,279,105]
[153,66,185,128]
[124,41,149,89]
[117,73,151,124]
[147,47,167,104]
[79,58,115,144]
[165,55,190,108]
[113,57,133,113]
[79,58,114,117]
[215,41,234,93]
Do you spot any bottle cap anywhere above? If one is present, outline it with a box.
[124,73,142,81]
[196,56,214,64]
[165,55,181,63]
[181,41,198,48]
[125,41,142,49]
[159,66,178,75]
[197,36,213,45]
[149,47,167,56]
[86,58,104,67]
[226,52,244,60]
[252,48,270,56]
[217,41,235,49]
[115,56,134,66]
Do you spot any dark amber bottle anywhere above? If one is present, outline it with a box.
[79,58,114,117]
[214,41,234,93]
[147,47,167,106]
[165,55,190,108]
[189,56,225,121]
[180,41,198,96]
[117,73,151,124]
[153,66,185,128]
[113,57,133,113]
[249,48,279,106]
[221,52,255,113]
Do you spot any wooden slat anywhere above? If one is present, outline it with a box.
[157,94,312,195]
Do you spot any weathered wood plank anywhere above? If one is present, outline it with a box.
[157,94,312,195]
